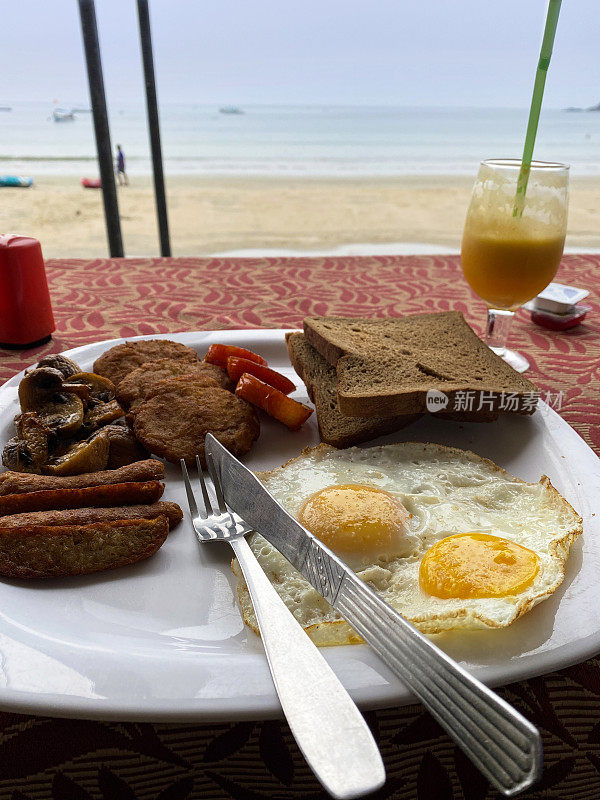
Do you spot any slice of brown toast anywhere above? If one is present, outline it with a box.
[285,332,419,447]
[303,312,538,419]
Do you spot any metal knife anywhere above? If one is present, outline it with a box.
[205,433,543,798]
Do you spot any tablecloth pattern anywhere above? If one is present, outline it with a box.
[0,254,598,800]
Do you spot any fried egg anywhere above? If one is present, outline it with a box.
[232,443,582,643]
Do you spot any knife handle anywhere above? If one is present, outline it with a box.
[334,572,542,797]
[230,536,385,800]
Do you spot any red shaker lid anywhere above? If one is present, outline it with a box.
[0,234,40,249]
[0,233,39,248]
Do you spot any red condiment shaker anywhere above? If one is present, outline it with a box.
[0,235,55,348]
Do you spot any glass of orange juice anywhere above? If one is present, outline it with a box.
[461,158,569,372]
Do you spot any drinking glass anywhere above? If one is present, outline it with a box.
[461,159,569,372]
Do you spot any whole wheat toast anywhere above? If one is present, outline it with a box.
[286,332,419,447]
[303,312,538,419]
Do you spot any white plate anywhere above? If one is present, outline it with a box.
[0,329,598,722]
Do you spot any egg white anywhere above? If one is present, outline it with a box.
[232,443,582,642]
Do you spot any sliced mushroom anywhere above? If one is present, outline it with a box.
[64,372,123,434]
[18,366,84,435]
[82,399,125,433]
[97,423,150,469]
[15,412,53,458]
[40,395,84,436]
[67,372,116,402]
[60,383,91,403]
[36,354,82,379]
[1,413,53,473]
[19,367,65,411]
[43,431,110,476]
[2,438,33,472]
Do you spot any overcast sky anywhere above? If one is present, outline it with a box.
[1,0,598,108]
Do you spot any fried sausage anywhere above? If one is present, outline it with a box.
[0,481,164,517]
[0,459,164,496]
[0,516,169,578]
[0,501,182,531]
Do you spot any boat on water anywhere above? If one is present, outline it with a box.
[81,177,101,189]
[53,108,75,122]
[72,107,91,113]
[0,106,11,112]
[219,106,244,115]
[0,176,33,188]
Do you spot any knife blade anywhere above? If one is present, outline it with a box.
[204,433,543,797]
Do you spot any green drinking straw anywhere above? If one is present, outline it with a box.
[513,0,562,217]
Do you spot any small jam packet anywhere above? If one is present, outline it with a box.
[530,282,590,313]
[530,304,591,331]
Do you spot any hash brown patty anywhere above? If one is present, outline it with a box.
[132,381,260,466]
[93,340,199,387]
[116,358,233,410]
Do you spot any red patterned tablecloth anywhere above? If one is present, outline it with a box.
[0,254,599,800]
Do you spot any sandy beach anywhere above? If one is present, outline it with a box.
[2,174,600,257]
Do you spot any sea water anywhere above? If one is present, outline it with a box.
[1,103,599,178]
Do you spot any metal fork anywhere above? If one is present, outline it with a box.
[180,455,385,800]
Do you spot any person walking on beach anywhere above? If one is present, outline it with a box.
[116,144,128,186]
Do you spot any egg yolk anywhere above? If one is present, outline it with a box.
[419,533,539,599]
[298,484,410,565]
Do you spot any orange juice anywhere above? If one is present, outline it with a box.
[461,226,564,311]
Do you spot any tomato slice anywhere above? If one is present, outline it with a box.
[235,373,313,430]
[204,344,267,368]
[227,357,295,395]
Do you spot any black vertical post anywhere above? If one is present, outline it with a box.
[137,0,171,256]
[78,0,124,257]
